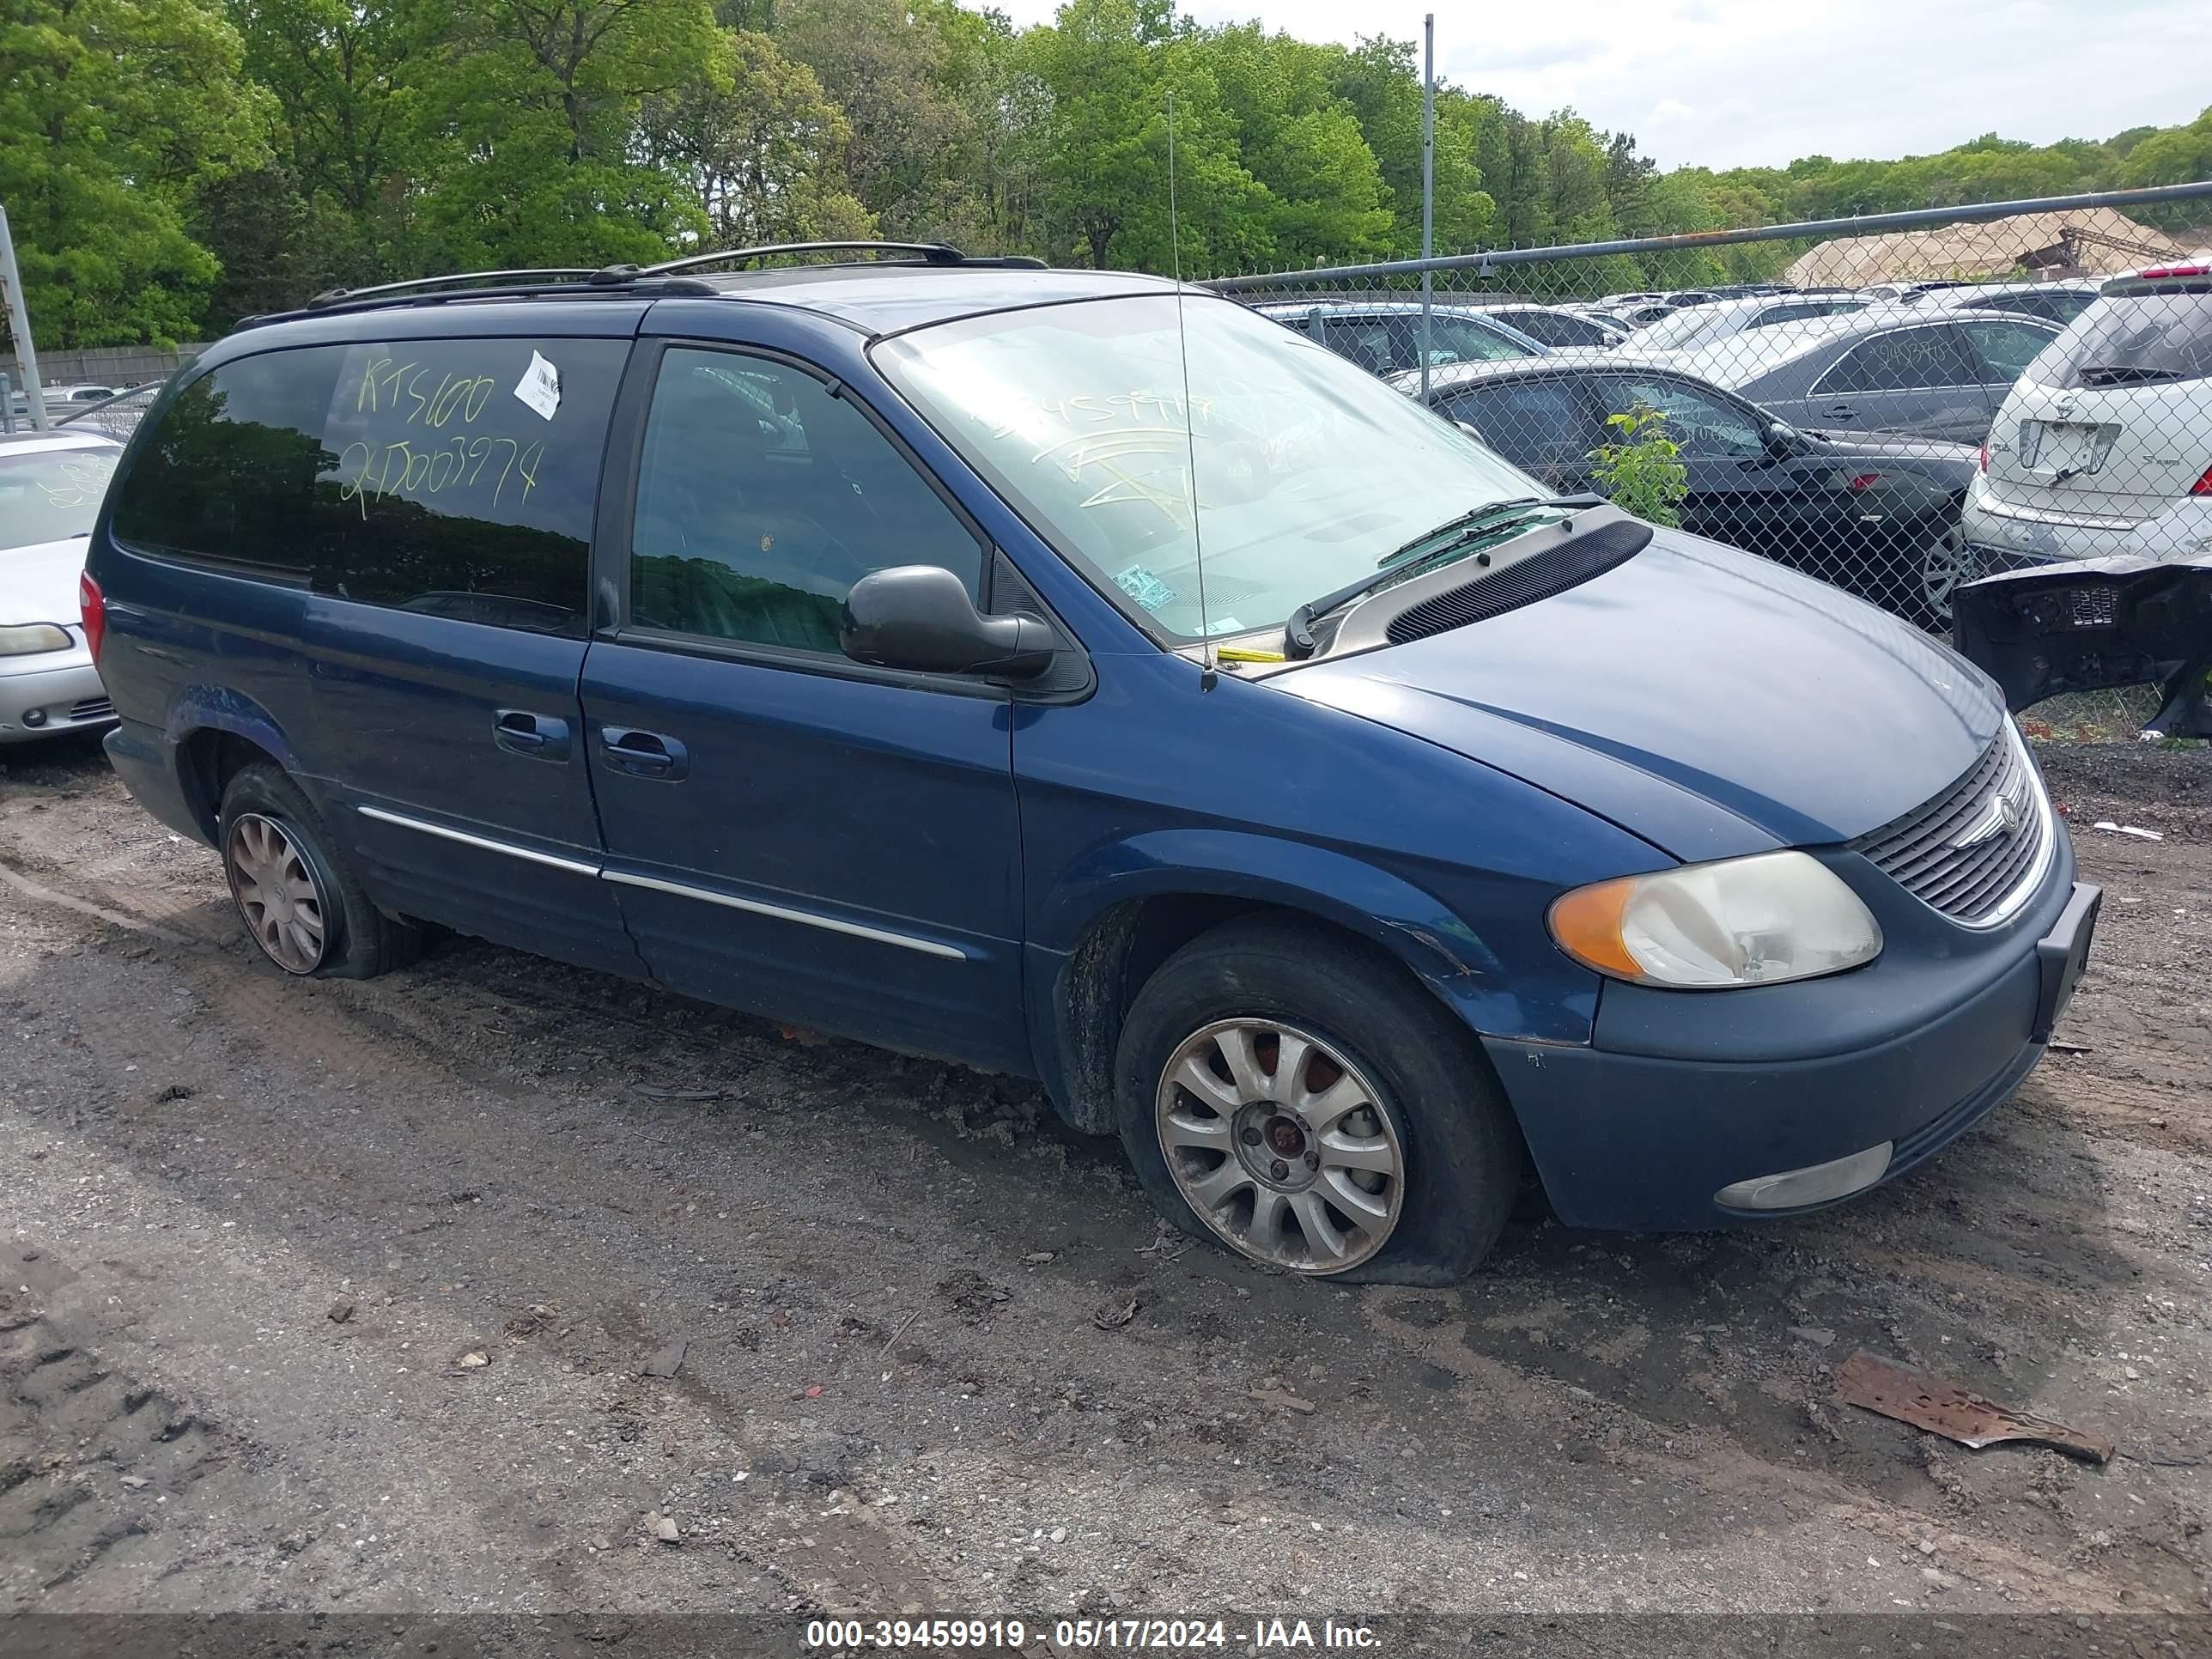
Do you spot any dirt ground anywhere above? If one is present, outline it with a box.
[1,732,2208,1626]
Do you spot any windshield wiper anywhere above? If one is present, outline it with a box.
[1282,493,1605,659]
[2075,364,2184,387]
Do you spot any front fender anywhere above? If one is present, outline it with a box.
[1036,827,1499,990]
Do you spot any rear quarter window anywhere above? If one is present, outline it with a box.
[109,337,625,634]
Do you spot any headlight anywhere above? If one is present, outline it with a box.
[1549,850,1881,989]
[0,623,72,657]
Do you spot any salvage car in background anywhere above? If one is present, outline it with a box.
[1,428,122,741]
[1462,303,1626,348]
[1669,307,2061,443]
[1254,299,1546,375]
[1401,357,1977,626]
[1965,263,2212,570]
[1628,293,1870,355]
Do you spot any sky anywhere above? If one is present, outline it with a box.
[990,0,2212,173]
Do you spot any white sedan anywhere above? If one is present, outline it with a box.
[2,428,123,743]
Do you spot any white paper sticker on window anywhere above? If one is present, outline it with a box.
[514,350,562,421]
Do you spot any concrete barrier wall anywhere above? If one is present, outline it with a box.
[8,343,206,389]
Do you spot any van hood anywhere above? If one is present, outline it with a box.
[1,537,89,628]
[1273,532,2006,863]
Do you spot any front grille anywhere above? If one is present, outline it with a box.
[68,696,116,724]
[1850,728,2049,926]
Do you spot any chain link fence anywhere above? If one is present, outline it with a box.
[1210,184,2212,740]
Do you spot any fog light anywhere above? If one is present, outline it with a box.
[21,708,46,728]
[1715,1141,1893,1212]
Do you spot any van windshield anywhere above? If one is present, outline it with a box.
[0,446,118,553]
[874,294,1537,642]
[2034,290,2212,389]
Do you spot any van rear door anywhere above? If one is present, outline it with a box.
[293,323,641,975]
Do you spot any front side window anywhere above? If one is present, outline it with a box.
[1,444,119,552]
[111,337,623,633]
[1815,328,1977,394]
[628,347,984,656]
[877,295,1537,642]
[1600,376,1765,459]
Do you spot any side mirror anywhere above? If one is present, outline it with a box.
[841,565,1056,681]
[1455,419,1487,442]
[1764,420,1802,457]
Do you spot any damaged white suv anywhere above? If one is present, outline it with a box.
[1964,263,2212,570]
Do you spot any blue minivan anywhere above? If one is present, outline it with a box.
[82,246,2100,1283]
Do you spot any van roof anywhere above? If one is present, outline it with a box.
[233,243,1182,341]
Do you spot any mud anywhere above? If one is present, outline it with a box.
[2,732,2207,1618]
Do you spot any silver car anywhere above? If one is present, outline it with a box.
[1250,301,1547,377]
[1669,307,2061,443]
[1627,293,1869,354]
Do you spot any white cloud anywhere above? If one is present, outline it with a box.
[989,0,2212,172]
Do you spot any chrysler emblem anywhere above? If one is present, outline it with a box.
[1951,784,2025,850]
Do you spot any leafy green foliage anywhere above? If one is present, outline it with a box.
[1,0,2205,350]
[1588,404,1688,530]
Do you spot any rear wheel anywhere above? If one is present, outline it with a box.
[1114,916,1522,1285]
[217,763,421,979]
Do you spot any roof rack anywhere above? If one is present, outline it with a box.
[244,240,1051,332]
[307,268,606,308]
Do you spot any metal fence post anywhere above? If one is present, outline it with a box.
[1419,14,1435,406]
[0,204,49,431]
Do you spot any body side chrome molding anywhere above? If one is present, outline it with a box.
[356,805,603,876]
[356,804,968,961]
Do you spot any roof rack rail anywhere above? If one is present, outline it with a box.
[635,240,969,277]
[307,268,605,309]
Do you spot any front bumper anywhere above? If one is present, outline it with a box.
[0,647,111,743]
[1482,867,2098,1232]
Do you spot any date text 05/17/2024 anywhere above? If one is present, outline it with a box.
[802,1619,1383,1650]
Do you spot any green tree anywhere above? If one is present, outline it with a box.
[641,28,870,246]
[228,0,442,289]
[0,0,272,347]
[411,0,722,268]
[1021,0,1264,274]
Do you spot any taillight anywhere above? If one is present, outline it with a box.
[1977,443,1988,474]
[2191,463,2212,498]
[1847,472,1881,493]
[79,572,106,664]
[2136,264,2209,281]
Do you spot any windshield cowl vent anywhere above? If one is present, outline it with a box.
[1328,509,1652,653]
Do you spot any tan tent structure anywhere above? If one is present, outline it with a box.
[1783,206,2189,289]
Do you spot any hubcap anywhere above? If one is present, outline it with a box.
[226,813,329,975]
[1923,530,1964,623]
[1154,1018,1405,1274]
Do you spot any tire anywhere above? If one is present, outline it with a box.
[216,762,421,980]
[1113,915,1522,1285]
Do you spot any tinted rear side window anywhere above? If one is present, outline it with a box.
[1816,327,1978,393]
[110,337,624,634]
[2037,290,2212,390]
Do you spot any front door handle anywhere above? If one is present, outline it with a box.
[495,708,572,762]
[599,726,690,781]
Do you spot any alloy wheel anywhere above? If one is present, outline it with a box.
[225,812,330,975]
[1154,1018,1405,1273]
[1922,527,1966,625]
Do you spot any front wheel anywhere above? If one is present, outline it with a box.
[1113,916,1523,1285]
